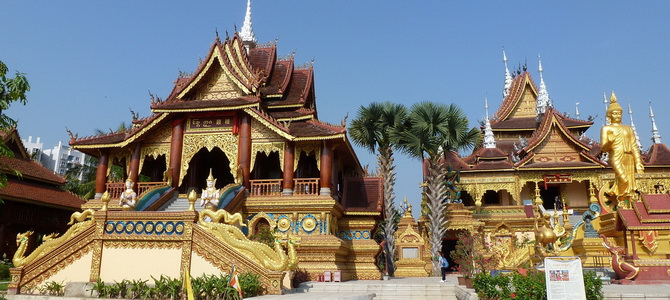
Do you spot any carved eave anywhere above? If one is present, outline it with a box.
[260,59,293,98]
[70,113,169,151]
[176,35,258,100]
[521,109,592,154]
[151,97,260,113]
[271,108,316,122]
[492,72,539,122]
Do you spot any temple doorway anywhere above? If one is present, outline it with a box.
[540,185,561,210]
[140,155,167,182]
[181,147,234,193]
[295,152,319,178]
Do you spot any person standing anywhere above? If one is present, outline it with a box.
[438,251,449,282]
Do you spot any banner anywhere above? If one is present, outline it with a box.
[544,257,586,300]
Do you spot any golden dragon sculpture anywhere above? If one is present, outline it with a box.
[198,209,299,272]
[13,215,94,267]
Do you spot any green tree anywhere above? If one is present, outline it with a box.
[349,101,407,276]
[0,60,30,188]
[395,102,479,275]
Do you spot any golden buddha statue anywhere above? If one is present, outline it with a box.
[600,92,644,207]
[119,177,137,210]
[200,169,220,209]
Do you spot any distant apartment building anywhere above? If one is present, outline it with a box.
[23,136,92,180]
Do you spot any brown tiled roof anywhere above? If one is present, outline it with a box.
[343,177,382,213]
[265,69,312,107]
[288,119,344,138]
[642,194,670,212]
[522,108,591,154]
[269,108,315,120]
[260,60,292,96]
[151,97,259,111]
[473,147,509,160]
[644,143,670,165]
[471,160,514,170]
[0,156,66,184]
[248,46,276,83]
[518,161,603,169]
[491,117,538,130]
[0,177,85,209]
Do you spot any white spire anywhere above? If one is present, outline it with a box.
[575,102,580,119]
[240,0,257,46]
[483,95,496,149]
[628,103,643,151]
[603,90,610,125]
[502,48,512,99]
[536,55,551,115]
[650,101,662,144]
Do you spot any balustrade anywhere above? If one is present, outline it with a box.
[250,179,283,196]
[138,182,168,195]
[105,182,125,199]
[294,178,320,195]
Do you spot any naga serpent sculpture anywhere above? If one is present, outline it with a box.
[198,208,246,227]
[14,217,95,268]
[67,209,95,225]
[601,234,639,280]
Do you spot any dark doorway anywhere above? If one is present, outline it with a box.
[181,147,233,193]
[251,152,282,180]
[540,185,561,210]
[140,155,167,182]
[442,236,459,272]
[483,190,500,205]
[295,151,319,178]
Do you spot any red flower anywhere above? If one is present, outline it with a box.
[511,293,516,298]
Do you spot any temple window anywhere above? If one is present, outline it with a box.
[483,190,500,205]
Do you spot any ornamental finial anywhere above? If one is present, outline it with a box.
[603,90,610,125]
[240,0,257,47]
[502,47,512,99]
[536,54,551,115]
[483,93,496,149]
[650,101,662,144]
[628,103,643,151]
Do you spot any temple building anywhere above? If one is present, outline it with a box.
[0,129,85,258]
[430,50,670,270]
[63,0,382,283]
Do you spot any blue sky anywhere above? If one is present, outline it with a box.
[3,1,670,218]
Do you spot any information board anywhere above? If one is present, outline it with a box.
[544,257,586,300]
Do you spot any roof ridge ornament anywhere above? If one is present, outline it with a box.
[240,0,257,50]
[628,103,643,151]
[502,47,512,99]
[483,94,496,149]
[650,100,662,144]
[536,54,551,116]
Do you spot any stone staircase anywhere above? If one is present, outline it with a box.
[292,280,459,300]
[158,195,205,212]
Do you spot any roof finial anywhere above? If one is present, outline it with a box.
[650,100,662,144]
[628,103,643,151]
[575,102,581,119]
[502,47,512,99]
[536,54,551,115]
[483,92,496,149]
[240,0,257,50]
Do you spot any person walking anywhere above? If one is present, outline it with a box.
[438,251,449,282]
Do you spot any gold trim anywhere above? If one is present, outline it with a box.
[72,114,169,149]
[153,103,259,114]
[251,142,285,171]
[178,46,251,99]
[276,115,314,122]
[267,104,304,109]
[295,141,321,171]
[139,145,170,176]
[180,133,238,185]
[244,109,293,140]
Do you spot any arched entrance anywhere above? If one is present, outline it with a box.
[295,151,319,178]
[140,155,167,182]
[181,147,233,193]
[251,152,282,180]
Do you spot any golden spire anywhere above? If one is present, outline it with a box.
[207,169,216,183]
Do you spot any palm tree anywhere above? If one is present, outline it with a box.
[395,101,480,275]
[349,101,407,276]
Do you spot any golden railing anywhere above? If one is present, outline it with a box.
[138,182,168,195]
[294,178,319,195]
[249,179,283,196]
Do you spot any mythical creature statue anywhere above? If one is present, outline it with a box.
[13,219,95,267]
[198,208,246,227]
[601,234,639,280]
[600,92,644,208]
[200,169,220,209]
[68,209,95,225]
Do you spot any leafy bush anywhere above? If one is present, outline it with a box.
[473,270,602,300]
[292,268,311,288]
[0,257,11,280]
[39,281,65,296]
[239,272,262,297]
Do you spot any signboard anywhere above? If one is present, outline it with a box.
[187,116,234,131]
[544,257,586,300]
[543,174,572,189]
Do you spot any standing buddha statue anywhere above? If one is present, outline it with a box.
[600,92,644,208]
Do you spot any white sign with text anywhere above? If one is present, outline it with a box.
[544,257,586,300]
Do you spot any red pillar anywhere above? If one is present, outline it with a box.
[170,119,185,188]
[129,142,141,189]
[238,114,252,189]
[282,141,295,195]
[320,141,333,196]
[95,150,110,198]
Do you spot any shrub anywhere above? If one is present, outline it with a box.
[239,272,262,297]
[292,268,311,288]
[39,281,65,296]
[473,270,602,300]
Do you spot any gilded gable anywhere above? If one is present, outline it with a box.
[532,126,581,164]
[195,64,244,100]
[508,85,537,119]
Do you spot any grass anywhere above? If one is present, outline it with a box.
[0,282,8,291]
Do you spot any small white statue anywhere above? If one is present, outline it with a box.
[201,169,220,209]
[119,178,137,209]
